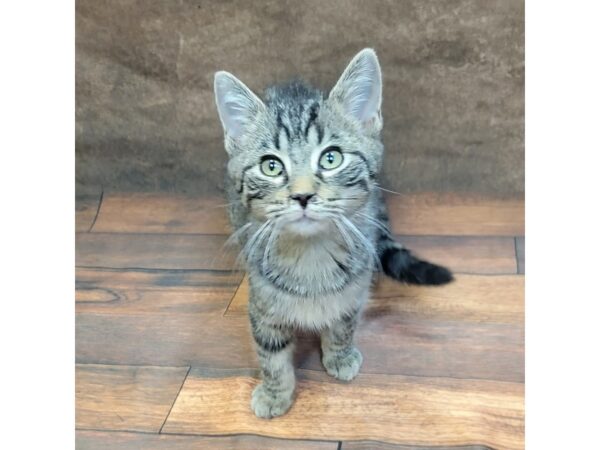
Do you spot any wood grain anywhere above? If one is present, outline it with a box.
[74,193,525,448]
[227,274,524,324]
[77,280,523,382]
[342,442,491,450]
[76,430,337,449]
[385,193,524,236]
[398,236,517,274]
[76,364,188,432]
[76,312,258,369]
[77,233,516,275]
[92,193,231,234]
[76,267,243,315]
[515,237,525,274]
[76,267,243,293]
[76,194,102,232]
[224,274,523,382]
[296,317,523,382]
[88,192,524,237]
[76,233,238,270]
[370,274,524,323]
[162,368,524,450]
[76,286,120,304]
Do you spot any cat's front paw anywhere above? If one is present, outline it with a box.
[322,346,363,381]
[251,383,294,419]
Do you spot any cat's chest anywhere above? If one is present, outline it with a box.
[251,270,371,330]
[262,236,358,297]
[249,237,372,329]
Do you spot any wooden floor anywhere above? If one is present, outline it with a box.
[75,191,525,450]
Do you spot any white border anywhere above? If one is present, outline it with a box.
[527,1,600,448]
[2,1,600,447]
[1,1,74,448]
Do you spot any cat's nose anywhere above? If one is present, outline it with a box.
[290,193,315,209]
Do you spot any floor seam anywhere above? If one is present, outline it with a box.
[88,188,104,232]
[159,366,191,434]
[223,275,245,316]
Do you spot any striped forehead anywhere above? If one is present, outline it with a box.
[272,103,324,161]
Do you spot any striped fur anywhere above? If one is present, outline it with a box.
[214,49,452,419]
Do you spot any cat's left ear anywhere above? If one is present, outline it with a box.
[328,48,382,131]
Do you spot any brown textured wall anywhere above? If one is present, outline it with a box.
[76,0,524,197]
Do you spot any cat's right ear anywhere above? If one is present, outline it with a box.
[328,49,382,131]
[214,71,265,139]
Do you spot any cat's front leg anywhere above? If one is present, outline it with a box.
[249,308,296,418]
[321,310,363,381]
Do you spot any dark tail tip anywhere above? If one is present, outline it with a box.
[403,259,454,285]
[380,247,454,286]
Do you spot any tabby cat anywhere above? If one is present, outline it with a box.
[214,48,453,418]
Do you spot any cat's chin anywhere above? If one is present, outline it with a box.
[282,216,330,236]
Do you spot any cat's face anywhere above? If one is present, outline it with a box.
[214,49,384,236]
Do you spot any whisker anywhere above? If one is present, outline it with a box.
[262,220,281,274]
[339,215,382,272]
[330,216,355,252]
[223,222,252,248]
[206,202,238,209]
[326,197,364,201]
[355,211,390,236]
[266,209,286,218]
[244,219,274,264]
[374,185,407,196]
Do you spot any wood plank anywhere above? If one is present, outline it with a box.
[385,192,524,236]
[78,233,516,275]
[76,313,258,369]
[162,368,524,450]
[92,192,231,234]
[76,286,120,303]
[342,442,490,450]
[299,320,523,382]
[76,364,188,433]
[76,233,238,271]
[227,274,524,324]
[76,430,337,449]
[370,274,524,323]
[76,267,242,293]
[76,268,243,315]
[224,274,523,382]
[214,235,517,316]
[89,192,523,237]
[398,236,517,274]
[77,304,523,382]
[515,237,525,274]
[76,255,522,381]
[76,193,102,232]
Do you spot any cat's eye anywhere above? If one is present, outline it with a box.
[319,147,344,170]
[260,157,284,177]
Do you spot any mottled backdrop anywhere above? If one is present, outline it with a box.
[76,0,524,197]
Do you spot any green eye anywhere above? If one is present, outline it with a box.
[260,157,284,177]
[319,147,344,170]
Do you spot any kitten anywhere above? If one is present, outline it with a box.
[214,49,453,418]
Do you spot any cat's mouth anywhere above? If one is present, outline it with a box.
[280,209,329,235]
[288,208,320,221]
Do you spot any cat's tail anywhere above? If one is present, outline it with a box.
[376,224,454,286]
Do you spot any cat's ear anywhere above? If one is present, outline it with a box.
[329,48,382,130]
[214,71,265,139]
